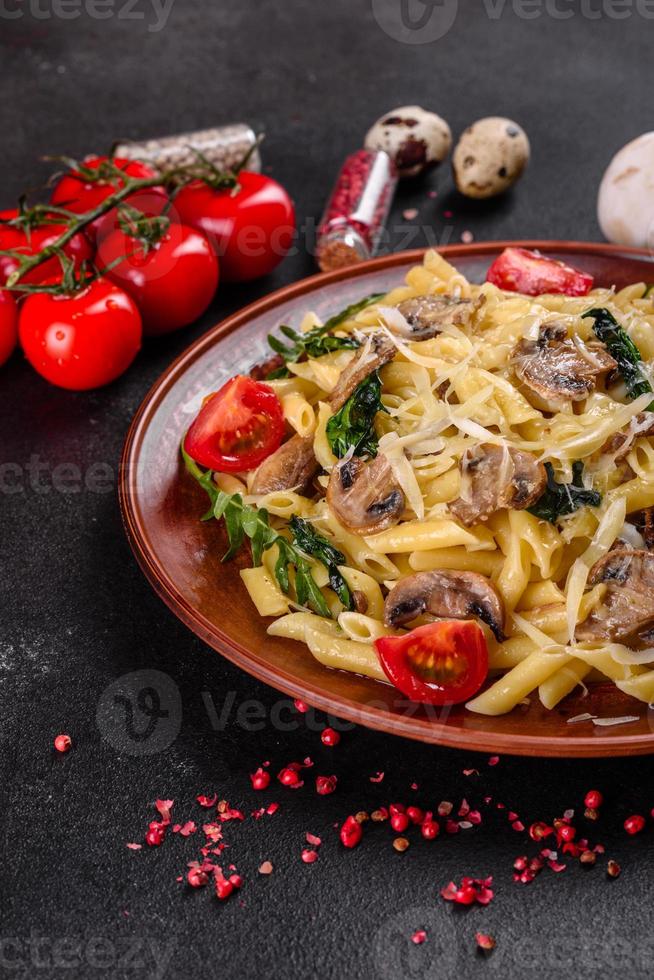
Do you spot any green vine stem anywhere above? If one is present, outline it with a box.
[1,138,264,290]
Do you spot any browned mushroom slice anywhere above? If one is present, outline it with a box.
[449,443,547,526]
[250,433,318,495]
[512,325,617,412]
[629,508,654,551]
[251,333,397,495]
[326,454,404,535]
[393,294,484,340]
[597,413,654,464]
[576,549,654,648]
[384,570,506,641]
[328,333,397,412]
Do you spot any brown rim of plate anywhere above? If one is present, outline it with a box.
[119,242,654,757]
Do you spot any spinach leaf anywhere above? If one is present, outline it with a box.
[583,307,653,407]
[181,443,331,617]
[326,370,386,459]
[528,461,601,523]
[266,293,384,375]
[289,516,354,610]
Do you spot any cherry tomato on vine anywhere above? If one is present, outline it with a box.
[0,209,93,286]
[184,375,285,472]
[19,277,142,390]
[96,221,218,336]
[50,156,167,241]
[374,621,489,705]
[0,289,18,366]
[486,247,594,297]
[174,172,295,282]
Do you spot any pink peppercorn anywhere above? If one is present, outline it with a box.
[624,814,646,835]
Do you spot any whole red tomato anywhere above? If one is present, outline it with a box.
[19,277,142,390]
[174,172,295,282]
[0,289,18,366]
[50,156,167,241]
[96,221,219,336]
[0,209,93,286]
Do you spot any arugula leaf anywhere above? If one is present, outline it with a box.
[181,443,331,616]
[583,307,653,407]
[289,516,354,610]
[266,293,384,374]
[326,370,386,459]
[528,461,601,523]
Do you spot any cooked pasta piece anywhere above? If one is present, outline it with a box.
[187,249,654,718]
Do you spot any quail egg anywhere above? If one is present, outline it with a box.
[364,105,452,178]
[452,117,530,199]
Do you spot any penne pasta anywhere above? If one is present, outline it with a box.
[184,249,654,720]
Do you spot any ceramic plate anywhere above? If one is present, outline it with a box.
[120,242,654,757]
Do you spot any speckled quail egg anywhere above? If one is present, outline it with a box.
[364,106,452,178]
[597,132,654,247]
[452,117,530,199]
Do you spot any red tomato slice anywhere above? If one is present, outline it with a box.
[374,621,489,705]
[486,247,593,297]
[184,375,285,472]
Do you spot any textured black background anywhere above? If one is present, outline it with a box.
[2,2,654,978]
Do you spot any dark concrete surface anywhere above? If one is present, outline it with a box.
[2,2,654,978]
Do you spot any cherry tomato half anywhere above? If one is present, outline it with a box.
[0,209,93,286]
[96,222,219,336]
[174,172,295,282]
[374,621,489,705]
[184,375,285,472]
[486,247,593,297]
[50,156,167,241]
[19,277,142,390]
[0,289,18,366]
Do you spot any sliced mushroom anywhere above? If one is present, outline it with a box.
[249,353,284,381]
[597,412,654,464]
[250,433,318,495]
[326,454,404,535]
[384,570,505,641]
[449,443,546,526]
[576,549,654,648]
[629,508,654,551]
[391,293,484,340]
[329,333,397,411]
[250,333,397,495]
[512,324,617,412]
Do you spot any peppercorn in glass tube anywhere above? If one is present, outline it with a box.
[315,149,398,271]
